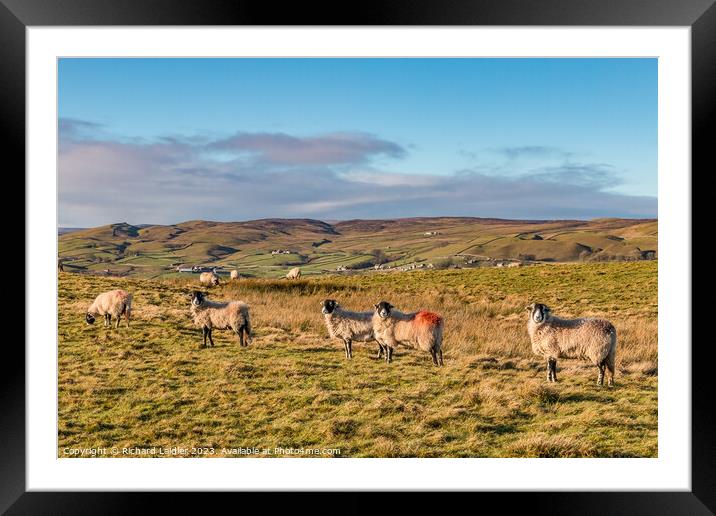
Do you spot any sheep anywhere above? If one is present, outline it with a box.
[230,269,240,280]
[189,291,252,348]
[526,303,617,386]
[85,289,132,329]
[372,301,444,366]
[286,267,301,280]
[199,271,220,286]
[321,299,385,360]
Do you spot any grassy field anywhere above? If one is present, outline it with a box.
[58,261,657,458]
[58,217,657,278]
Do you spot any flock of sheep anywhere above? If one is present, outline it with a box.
[197,267,300,287]
[83,276,618,386]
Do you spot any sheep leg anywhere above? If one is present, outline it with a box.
[208,329,215,347]
[606,358,615,387]
[346,339,353,359]
[104,314,110,327]
[547,359,557,382]
[342,339,349,359]
[376,343,385,359]
[115,315,121,329]
[438,349,444,366]
[430,348,438,365]
[237,325,245,347]
[386,346,394,364]
[597,362,606,386]
[202,326,209,348]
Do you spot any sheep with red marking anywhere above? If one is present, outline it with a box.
[372,301,444,366]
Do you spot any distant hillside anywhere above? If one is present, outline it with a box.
[58,227,87,236]
[57,217,657,278]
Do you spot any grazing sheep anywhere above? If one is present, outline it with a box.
[372,301,444,366]
[190,291,251,348]
[526,303,617,386]
[321,299,385,359]
[286,267,301,280]
[58,259,64,272]
[230,269,240,280]
[199,271,220,286]
[85,289,132,329]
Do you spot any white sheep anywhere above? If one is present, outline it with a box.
[286,267,301,280]
[199,271,220,286]
[85,289,132,329]
[526,303,617,386]
[372,301,444,366]
[190,291,252,348]
[230,270,240,280]
[321,299,385,359]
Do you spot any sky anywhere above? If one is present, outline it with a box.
[58,58,657,227]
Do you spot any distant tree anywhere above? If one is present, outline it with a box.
[432,257,455,270]
[370,249,389,265]
[346,258,375,270]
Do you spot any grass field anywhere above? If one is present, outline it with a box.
[58,261,657,458]
[58,217,657,278]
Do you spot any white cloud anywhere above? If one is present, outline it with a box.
[58,120,657,226]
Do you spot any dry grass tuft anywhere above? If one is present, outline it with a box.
[621,360,658,376]
[506,433,599,458]
[519,382,561,406]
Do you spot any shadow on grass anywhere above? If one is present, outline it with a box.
[559,392,614,403]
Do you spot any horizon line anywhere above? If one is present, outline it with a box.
[58,215,659,229]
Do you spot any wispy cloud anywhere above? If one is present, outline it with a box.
[209,131,406,166]
[58,119,656,226]
[529,163,622,189]
[492,145,570,160]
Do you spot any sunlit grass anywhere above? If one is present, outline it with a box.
[58,262,657,458]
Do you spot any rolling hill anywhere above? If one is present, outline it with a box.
[58,217,657,278]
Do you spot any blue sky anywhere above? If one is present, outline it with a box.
[58,58,657,227]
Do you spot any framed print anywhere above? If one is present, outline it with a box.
[6,0,712,513]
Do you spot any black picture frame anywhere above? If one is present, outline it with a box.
[5,0,710,513]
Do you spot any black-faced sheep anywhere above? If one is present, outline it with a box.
[372,301,444,366]
[190,291,251,348]
[199,271,220,286]
[526,303,617,386]
[321,299,385,359]
[85,289,132,329]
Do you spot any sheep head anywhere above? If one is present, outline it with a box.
[375,301,394,318]
[322,299,338,315]
[527,303,550,323]
[191,291,207,307]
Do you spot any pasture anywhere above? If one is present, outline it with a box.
[58,261,657,458]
